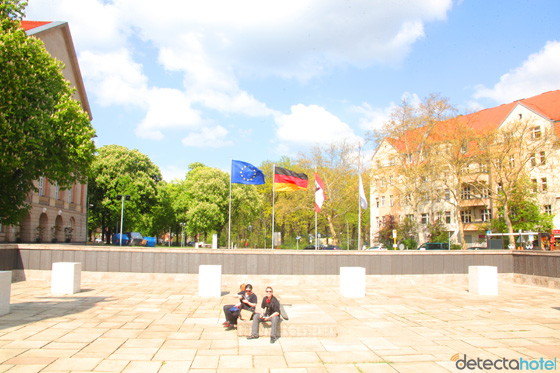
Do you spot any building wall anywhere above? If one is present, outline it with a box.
[370,101,560,248]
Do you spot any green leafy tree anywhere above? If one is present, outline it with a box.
[181,163,262,246]
[0,1,96,224]
[88,145,161,243]
[490,179,553,234]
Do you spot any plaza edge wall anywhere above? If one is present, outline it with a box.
[1,245,559,289]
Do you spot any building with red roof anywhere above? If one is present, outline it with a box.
[370,90,560,249]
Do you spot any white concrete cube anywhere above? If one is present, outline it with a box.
[198,265,222,297]
[469,265,498,295]
[51,262,81,294]
[340,267,366,297]
[0,271,11,316]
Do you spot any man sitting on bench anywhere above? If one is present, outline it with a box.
[247,286,281,343]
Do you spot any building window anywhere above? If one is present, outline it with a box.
[479,162,488,173]
[389,176,393,186]
[445,211,451,224]
[509,155,515,168]
[540,151,546,165]
[68,185,74,204]
[531,179,537,193]
[375,197,379,208]
[54,182,60,200]
[389,195,394,207]
[39,177,45,197]
[530,153,536,167]
[376,217,379,227]
[481,185,490,198]
[544,205,552,215]
[481,209,491,222]
[461,209,472,223]
[461,186,471,200]
[445,189,451,201]
[541,178,548,192]
[381,196,385,207]
[421,213,429,225]
[531,126,542,139]
[380,178,385,187]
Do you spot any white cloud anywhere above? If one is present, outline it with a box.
[135,88,203,140]
[26,0,453,144]
[25,0,125,51]
[79,49,148,107]
[275,104,362,151]
[181,125,233,148]
[474,41,560,103]
[352,92,421,131]
[160,165,187,182]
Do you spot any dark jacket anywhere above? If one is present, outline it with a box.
[260,295,280,317]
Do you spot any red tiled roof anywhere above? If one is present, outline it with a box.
[520,90,560,121]
[386,90,560,153]
[20,20,51,31]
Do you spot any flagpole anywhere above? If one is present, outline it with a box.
[358,167,362,251]
[272,164,275,250]
[228,159,232,249]
[315,169,318,250]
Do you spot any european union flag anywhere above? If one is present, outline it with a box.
[231,160,265,185]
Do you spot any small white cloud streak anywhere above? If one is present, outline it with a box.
[474,41,560,103]
[181,126,233,148]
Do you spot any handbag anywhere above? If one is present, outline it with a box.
[239,308,253,320]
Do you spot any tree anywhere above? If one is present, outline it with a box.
[181,163,262,246]
[370,94,456,245]
[301,141,364,246]
[490,178,554,234]
[88,145,161,243]
[0,1,96,224]
[475,117,554,247]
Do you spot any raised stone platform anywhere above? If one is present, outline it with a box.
[237,304,337,337]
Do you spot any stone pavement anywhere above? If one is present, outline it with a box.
[0,279,559,372]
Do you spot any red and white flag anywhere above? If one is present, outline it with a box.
[315,173,326,212]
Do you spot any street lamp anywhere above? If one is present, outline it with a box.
[116,194,130,247]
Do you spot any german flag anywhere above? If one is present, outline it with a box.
[274,167,308,192]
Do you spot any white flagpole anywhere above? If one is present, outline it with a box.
[357,145,363,251]
[315,169,318,250]
[272,164,275,250]
[228,159,232,249]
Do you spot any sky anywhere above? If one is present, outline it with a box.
[25,0,560,181]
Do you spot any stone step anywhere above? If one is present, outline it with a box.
[237,304,338,337]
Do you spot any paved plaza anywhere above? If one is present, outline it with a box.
[0,278,559,372]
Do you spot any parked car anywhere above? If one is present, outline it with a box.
[366,244,387,250]
[418,242,449,250]
[323,245,341,250]
[467,246,488,250]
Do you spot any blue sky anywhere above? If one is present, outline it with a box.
[26,0,560,181]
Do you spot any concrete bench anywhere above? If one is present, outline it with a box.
[237,304,337,337]
[198,265,222,297]
[340,266,366,297]
[51,262,81,294]
[0,271,11,316]
[469,265,498,295]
